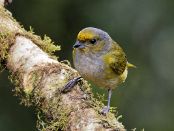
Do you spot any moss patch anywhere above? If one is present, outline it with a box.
[0,26,16,71]
[8,71,31,106]
[36,96,70,131]
[0,5,18,24]
[76,78,119,128]
[9,64,71,130]
[22,26,61,60]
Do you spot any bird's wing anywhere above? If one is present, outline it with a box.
[103,41,127,75]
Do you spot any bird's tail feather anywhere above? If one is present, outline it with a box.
[127,62,136,68]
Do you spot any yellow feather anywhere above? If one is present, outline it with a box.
[127,62,136,68]
[77,31,94,41]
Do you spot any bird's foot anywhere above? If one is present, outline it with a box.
[61,76,82,93]
[101,106,110,115]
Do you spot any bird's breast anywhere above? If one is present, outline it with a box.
[74,50,104,79]
[73,49,121,88]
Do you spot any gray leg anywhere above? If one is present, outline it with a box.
[61,76,82,93]
[101,89,112,115]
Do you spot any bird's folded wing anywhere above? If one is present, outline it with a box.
[103,41,127,75]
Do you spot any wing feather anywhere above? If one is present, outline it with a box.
[103,41,127,75]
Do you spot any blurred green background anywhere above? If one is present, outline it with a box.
[0,0,174,130]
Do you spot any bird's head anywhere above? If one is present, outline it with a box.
[73,27,112,53]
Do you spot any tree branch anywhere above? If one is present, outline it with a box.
[0,3,126,131]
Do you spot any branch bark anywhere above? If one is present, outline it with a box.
[0,2,126,131]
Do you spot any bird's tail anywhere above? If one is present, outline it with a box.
[127,62,136,68]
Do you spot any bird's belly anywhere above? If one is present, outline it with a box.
[74,52,119,88]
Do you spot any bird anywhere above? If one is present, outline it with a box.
[62,27,135,115]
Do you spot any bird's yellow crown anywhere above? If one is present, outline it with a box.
[77,29,96,41]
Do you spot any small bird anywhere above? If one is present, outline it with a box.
[63,27,135,115]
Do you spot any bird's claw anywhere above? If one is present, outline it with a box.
[101,106,110,115]
[61,76,82,93]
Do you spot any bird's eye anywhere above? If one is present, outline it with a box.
[89,39,97,44]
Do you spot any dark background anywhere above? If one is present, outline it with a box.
[0,0,174,130]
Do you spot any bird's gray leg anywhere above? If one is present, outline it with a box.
[61,76,82,93]
[101,89,112,115]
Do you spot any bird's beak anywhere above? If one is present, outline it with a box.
[73,41,85,49]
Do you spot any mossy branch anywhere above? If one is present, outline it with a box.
[0,2,126,131]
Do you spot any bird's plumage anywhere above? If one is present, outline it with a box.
[72,27,134,89]
[71,27,135,114]
[102,40,127,76]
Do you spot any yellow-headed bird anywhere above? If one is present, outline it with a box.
[63,27,135,115]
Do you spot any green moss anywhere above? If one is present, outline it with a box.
[90,93,105,111]
[37,106,70,131]
[8,72,29,105]
[0,5,17,23]
[8,69,42,106]
[90,92,119,128]
[76,78,117,114]
[42,35,60,55]
[78,79,119,128]
[60,60,71,67]
[8,67,69,130]
[80,80,107,112]
[35,92,70,131]
[23,26,61,59]
[0,26,15,71]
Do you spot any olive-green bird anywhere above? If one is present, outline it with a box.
[62,27,135,114]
